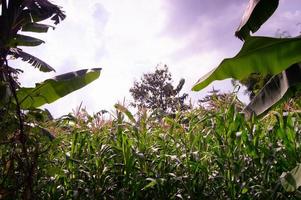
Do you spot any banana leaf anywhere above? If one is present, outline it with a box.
[244,63,301,117]
[22,23,55,33]
[192,36,301,91]
[17,68,101,109]
[236,0,279,40]
[10,34,45,47]
[9,48,55,72]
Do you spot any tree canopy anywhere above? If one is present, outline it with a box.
[130,65,190,116]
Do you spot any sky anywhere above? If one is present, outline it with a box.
[17,0,301,117]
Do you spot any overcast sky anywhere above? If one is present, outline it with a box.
[17,0,301,117]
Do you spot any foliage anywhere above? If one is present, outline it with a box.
[2,0,301,199]
[244,64,301,117]
[17,68,101,109]
[130,65,190,117]
[235,0,279,40]
[192,36,301,91]
[198,88,244,112]
[2,92,301,199]
[0,1,100,199]
[193,0,301,117]
[0,0,101,109]
[236,30,293,100]
[235,73,272,99]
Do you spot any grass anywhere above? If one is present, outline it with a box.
[1,94,301,199]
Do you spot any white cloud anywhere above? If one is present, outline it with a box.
[18,0,185,117]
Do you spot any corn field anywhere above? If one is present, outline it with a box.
[1,95,301,199]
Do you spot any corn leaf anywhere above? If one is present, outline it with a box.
[115,103,136,124]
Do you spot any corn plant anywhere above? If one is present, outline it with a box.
[11,94,300,199]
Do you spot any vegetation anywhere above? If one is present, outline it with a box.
[2,91,301,199]
[2,0,301,199]
[0,1,100,199]
[235,30,293,100]
[130,65,190,117]
[233,73,272,99]
[193,0,301,117]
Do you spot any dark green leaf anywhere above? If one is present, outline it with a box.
[281,163,301,192]
[236,0,279,40]
[192,36,301,91]
[17,68,102,109]
[10,34,45,47]
[0,81,11,105]
[21,23,55,33]
[26,108,54,122]
[244,63,301,117]
[22,0,66,25]
[9,48,55,72]
[26,124,56,141]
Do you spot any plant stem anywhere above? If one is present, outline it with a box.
[4,59,33,199]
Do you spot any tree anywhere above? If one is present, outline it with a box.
[130,65,190,116]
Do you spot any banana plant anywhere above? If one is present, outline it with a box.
[193,0,301,117]
[0,1,103,198]
[0,0,101,110]
[0,0,102,143]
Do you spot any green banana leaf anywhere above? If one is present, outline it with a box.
[20,1,66,25]
[9,48,55,72]
[192,36,301,91]
[244,63,301,117]
[236,0,279,40]
[21,23,55,33]
[10,34,45,47]
[17,68,101,109]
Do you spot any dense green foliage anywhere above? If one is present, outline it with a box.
[2,93,301,199]
[130,65,189,117]
[2,0,301,199]
[0,1,100,198]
